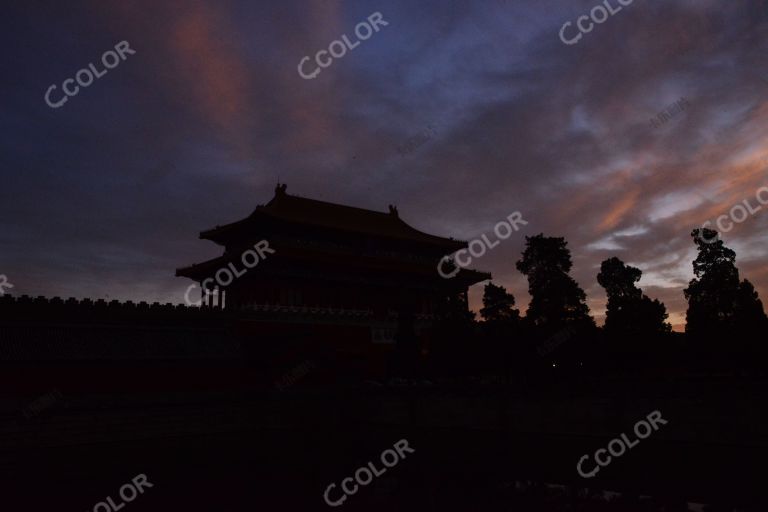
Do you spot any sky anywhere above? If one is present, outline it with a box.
[2,0,768,330]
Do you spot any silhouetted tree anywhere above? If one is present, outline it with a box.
[734,278,767,331]
[516,234,594,331]
[597,257,671,335]
[684,228,767,337]
[480,282,519,322]
[440,290,476,323]
[478,282,522,380]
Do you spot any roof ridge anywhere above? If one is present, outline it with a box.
[265,191,394,217]
[200,185,465,249]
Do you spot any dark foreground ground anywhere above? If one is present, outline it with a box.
[2,376,767,511]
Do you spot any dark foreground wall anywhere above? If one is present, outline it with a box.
[0,294,393,395]
[2,295,766,510]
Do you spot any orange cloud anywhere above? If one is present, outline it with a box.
[598,188,641,232]
[96,0,254,158]
[167,2,252,149]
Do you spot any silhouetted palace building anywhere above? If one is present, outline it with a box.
[176,184,489,361]
[0,185,489,393]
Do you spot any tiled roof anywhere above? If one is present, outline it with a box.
[202,184,465,249]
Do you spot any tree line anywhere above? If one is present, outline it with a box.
[407,228,768,378]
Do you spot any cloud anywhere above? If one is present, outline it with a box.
[1,0,767,332]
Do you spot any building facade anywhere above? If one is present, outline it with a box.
[176,184,489,370]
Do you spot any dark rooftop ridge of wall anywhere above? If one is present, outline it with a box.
[0,294,229,326]
[0,294,241,362]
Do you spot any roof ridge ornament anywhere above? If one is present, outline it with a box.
[275,183,288,196]
[388,204,399,217]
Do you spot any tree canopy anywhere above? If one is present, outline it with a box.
[684,228,767,336]
[597,256,671,335]
[480,282,519,322]
[515,234,594,330]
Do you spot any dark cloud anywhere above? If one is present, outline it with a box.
[1,0,767,330]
